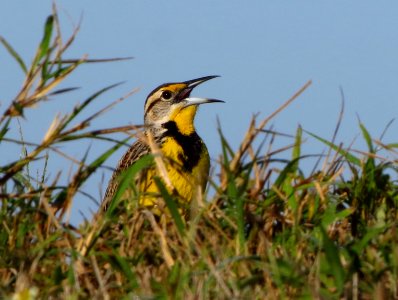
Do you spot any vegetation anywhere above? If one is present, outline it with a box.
[1,9,398,299]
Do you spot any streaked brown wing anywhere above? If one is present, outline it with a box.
[101,139,150,210]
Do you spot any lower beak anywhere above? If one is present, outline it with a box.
[184,97,224,107]
[181,75,224,106]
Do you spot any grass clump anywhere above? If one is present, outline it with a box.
[1,8,398,299]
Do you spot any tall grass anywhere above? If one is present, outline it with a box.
[1,8,398,299]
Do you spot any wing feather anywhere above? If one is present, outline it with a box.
[102,140,150,210]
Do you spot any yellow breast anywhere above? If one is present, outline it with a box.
[138,136,210,208]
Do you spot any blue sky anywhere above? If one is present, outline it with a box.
[2,1,398,225]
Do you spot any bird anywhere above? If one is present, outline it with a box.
[102,75,223,214]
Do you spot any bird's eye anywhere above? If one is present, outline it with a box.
[161,90,172,100]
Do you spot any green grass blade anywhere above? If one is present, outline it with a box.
[217,123,235,160]
[52,140,129,207]
[292,126,302,164]
[384,143,398,149]
[305,130,361,166]
[276,125,303,214]
[273,157,300,189]
[110,252,139,289]
[106,154,153,215]
[48,87,80,96]
[154,177,186,236]
[36,15,54,65]
[74,142,126,188]
[321,202,353,228]
[61,82,123,131]
[0,36,27,74]
[320,226,346,293]
[351,226,385,254]
[224,172,246,250]
[0,118,11,143]
[359,122,374,153]
[235,194,245,251]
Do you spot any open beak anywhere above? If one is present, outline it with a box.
[180,75,224,107]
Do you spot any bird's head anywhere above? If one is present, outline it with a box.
[144,75,223,135]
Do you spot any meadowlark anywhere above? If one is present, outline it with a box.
[102,75,223,213]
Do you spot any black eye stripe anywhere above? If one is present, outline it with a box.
[145,90,172,116]
[144,98,160,116]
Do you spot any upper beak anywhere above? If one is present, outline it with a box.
[181,75,224,107]
[184,75,220,88]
